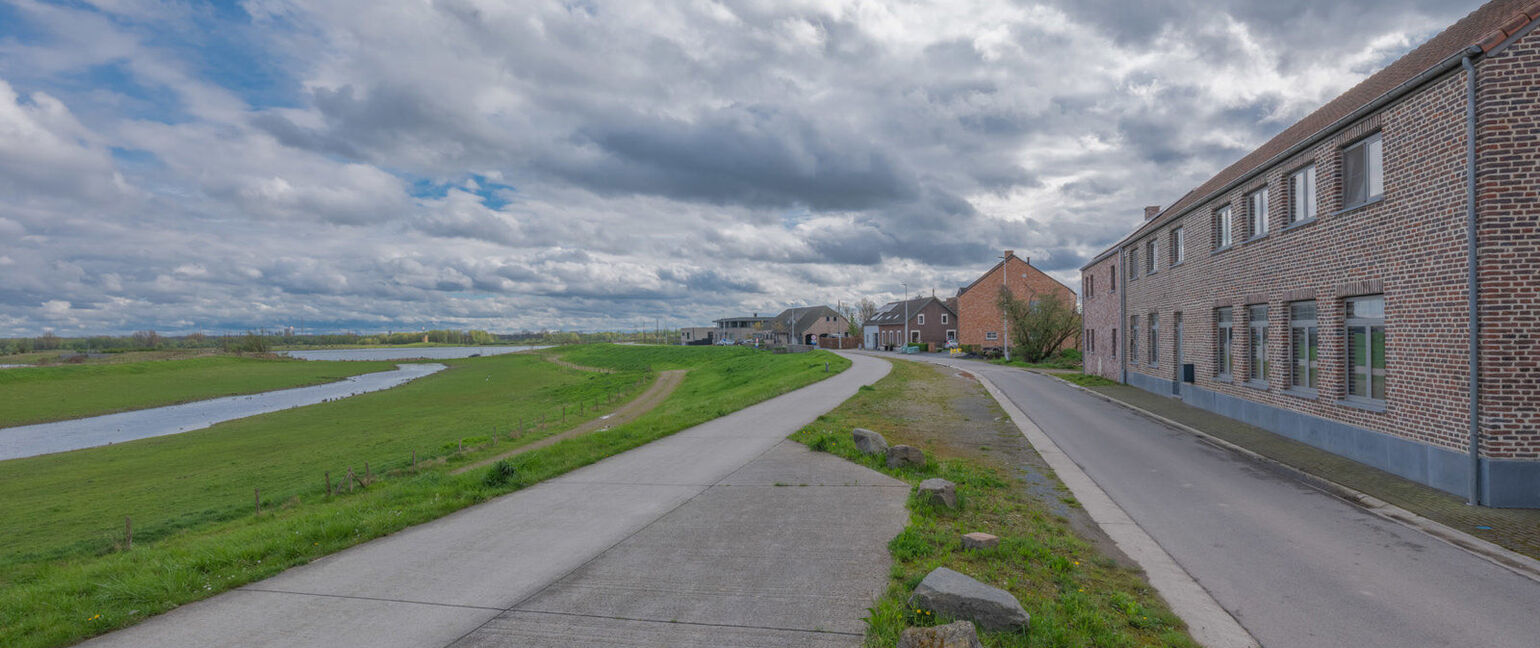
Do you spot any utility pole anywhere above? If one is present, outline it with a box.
[1000,254,1011,362]
[901,282,909,349]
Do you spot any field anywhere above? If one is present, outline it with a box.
[791,360,1196,647]
[0,355,399,427]
[0,344,850,648]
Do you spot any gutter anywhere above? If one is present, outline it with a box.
[1462,48,1482,506]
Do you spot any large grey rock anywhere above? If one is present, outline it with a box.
[886,444,926,469]
[961,532,998,550]
[896,621,984,648]
[918,478,957,508]
[908,567,1030,631]
[852,428,889,455]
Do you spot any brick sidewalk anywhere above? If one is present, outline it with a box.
[1086,382,1540,563]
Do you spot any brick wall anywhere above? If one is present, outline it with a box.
[1081,253,1121,380]
[958,252,1078,350]
[875,300,957,347]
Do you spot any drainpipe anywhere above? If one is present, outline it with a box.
[1463,49,1482,506]
[1119,246,1128,384]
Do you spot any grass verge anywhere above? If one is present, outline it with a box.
[0,355,400,427]
[1051,372,1120,388]
[0,344,849,648]
[790,360,1196,648]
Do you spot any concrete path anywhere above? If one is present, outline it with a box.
[884,351,1540,648]
[81,353,900,648]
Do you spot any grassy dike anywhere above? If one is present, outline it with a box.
[0,355,400,427]
[0,344,850,648]
[790,360,1197,648]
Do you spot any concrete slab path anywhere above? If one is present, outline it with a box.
[80,353,902,648]
[884,351,1540,648]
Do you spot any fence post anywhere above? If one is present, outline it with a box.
[347,468,355,493]
[365,462,371,486]
[458,439,463,453]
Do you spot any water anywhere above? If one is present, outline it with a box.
[281,345,550,361]
[0,363,447,461]
[0,364,28,369]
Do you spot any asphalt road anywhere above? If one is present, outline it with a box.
[81,353,902,648]
[891,352,1540,648]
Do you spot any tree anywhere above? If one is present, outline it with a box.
[131,330,161,349]
[997,287,1081,363]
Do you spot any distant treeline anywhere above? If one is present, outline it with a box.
[1,328,680,356]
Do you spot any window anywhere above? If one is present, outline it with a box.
[1111,328,1118,357]
[946,329,956,341]
[911,330,921,343]
[917,314,925,325]
[1171,227,1185,264]
[1290,301,1319,391]
[1128,249,1139,280]
[1148,313,1159,366]
[1343,133,1384,208]
[941,313,949,324]
[985,331,998,341]
[1345,296,1386,402]
[1110,265,1117,292]
[1247,188,1268,238]
[1248,305,1269,385]
[1130,315,1140,363]
[1146,239,1158,274]
[1086,276,1095,299]
[1216,205,1233,248]
[1289,165,1317,224]
[1087,328,1095,353]
[1217,307,1234,379]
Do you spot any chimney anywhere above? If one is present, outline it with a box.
[1003,249,1015,259]
[1144,205,1161,220]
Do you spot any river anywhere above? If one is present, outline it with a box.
[280,345,551,361]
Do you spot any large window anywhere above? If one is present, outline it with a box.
[1146,239,1158,274]
[1171,227,1185,264]
[1289,165,1317,224]
[1217,307,1234,379]
[1345,296,1386,402]
[1130,315,1140,364]
[1216,205,1233,248]
[1148,313,1159,366]
[1248,305,1269,384]
[1343,133,1384,208]
[1290,301,1319,391]
[1247,188,1269,239]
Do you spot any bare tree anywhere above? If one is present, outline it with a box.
[997,287,1080,363]
[131,330,161,348]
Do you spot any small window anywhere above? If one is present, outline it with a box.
[1217,307,1234,379]
[1343,133,1384,208]
[1110,265,1117,292]
[1130,315,1140,364]
[1247,188,1268,238]
[1215,205,1233,248]
[1290,301,1318,391]
[1128,249,1139,280]
[1086,276,1094,299]
[1087,328,1095,353]
[985,331,998,341]
[917,314,925,325]
[911,331,921,343]
[1345,295,1386,402]
[941,313,949,324]
[1111,328,1118,357]
[1248,305,1269,385]
[1146,239,1158,274]
[1148,313,1159,367]
[1289,165,1317,224]
[1171,227,1185,264]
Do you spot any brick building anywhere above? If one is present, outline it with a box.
[1080,0,1540,507]
[1081,246,1122,380]
[867,296,957,350]
[957,250,1077,354]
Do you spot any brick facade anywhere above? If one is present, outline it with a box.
[958,251,1077,352]
[1080,2,1540,506]
[871,297,957,349]
[1081,252,1121,380]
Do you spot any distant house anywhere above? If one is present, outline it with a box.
[957,249,1077,353]
[867,297,957,350]
[713,314,774,344]
[770,305,849,346]
[678,327,715,345]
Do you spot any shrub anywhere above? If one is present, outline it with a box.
[482,460,517,487]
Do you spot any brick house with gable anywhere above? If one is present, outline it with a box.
[1080,0,1540,507]
[867,296,957,350]
[957,250,1078,354]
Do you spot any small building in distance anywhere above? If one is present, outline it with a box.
[713,314,773,345]
[956,250,1078,354]
[867,296,957,350]
[678,327,715,345]
[769,305,849,346]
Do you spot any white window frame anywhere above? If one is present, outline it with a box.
[1146,239,1158,274]
[1290,301,1318,392]
[1172,226,1185,264]
[1343,133,1384,209]
[985,331,998,341]
[1217,307,1234,379]
[1217,205,1233,248]
[917,313,925,325]
[1289,165,1317,224]
[941,313,949,324]
[1248,304,1269,385]
[1345,295,1386,403]
[1247,188,1268,239]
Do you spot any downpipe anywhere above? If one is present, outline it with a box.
[1463,50,1481,506]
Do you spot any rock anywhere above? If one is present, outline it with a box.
[918,478,957,508]
[908,567,1030,632]
[961,532,998,550]
[852,428,890,455]
[896,621,983,648]
[887,444,926,468]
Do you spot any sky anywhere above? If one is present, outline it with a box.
[0,0,1481,336]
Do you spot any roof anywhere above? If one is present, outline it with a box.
[958,254,1078,298]
[713,315,773,325]
[866,297,954,325]
[1090,0,1540,267]
[773,305,843,333]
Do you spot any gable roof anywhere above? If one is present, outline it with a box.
[773,305,843,334]
[958,254,1077,298]
[1107,0,1540,255]
[867,297,955,325]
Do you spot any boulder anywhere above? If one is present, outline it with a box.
[918,478,957,508]
[896,621,983,648]
[852,428,890,455]
[961,532,998,550]
[887,444,926,469]
[908,567,1030,632]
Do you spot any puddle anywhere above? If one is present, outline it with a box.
[0,363,447,461]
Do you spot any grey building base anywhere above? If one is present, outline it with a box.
[1122,372,1539,509]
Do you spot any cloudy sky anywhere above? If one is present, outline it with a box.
[0,0,1479,336]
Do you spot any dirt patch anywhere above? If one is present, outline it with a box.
[452,369,685,475]
[540,354,617,373]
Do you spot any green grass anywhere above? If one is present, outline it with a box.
[1053,373,1120,388]
[0,355,400,427]
[790,361,1196,648]
[0,344,848,648]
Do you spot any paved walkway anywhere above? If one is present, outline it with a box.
[82,354,902,648]
[878,351,1540,648]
